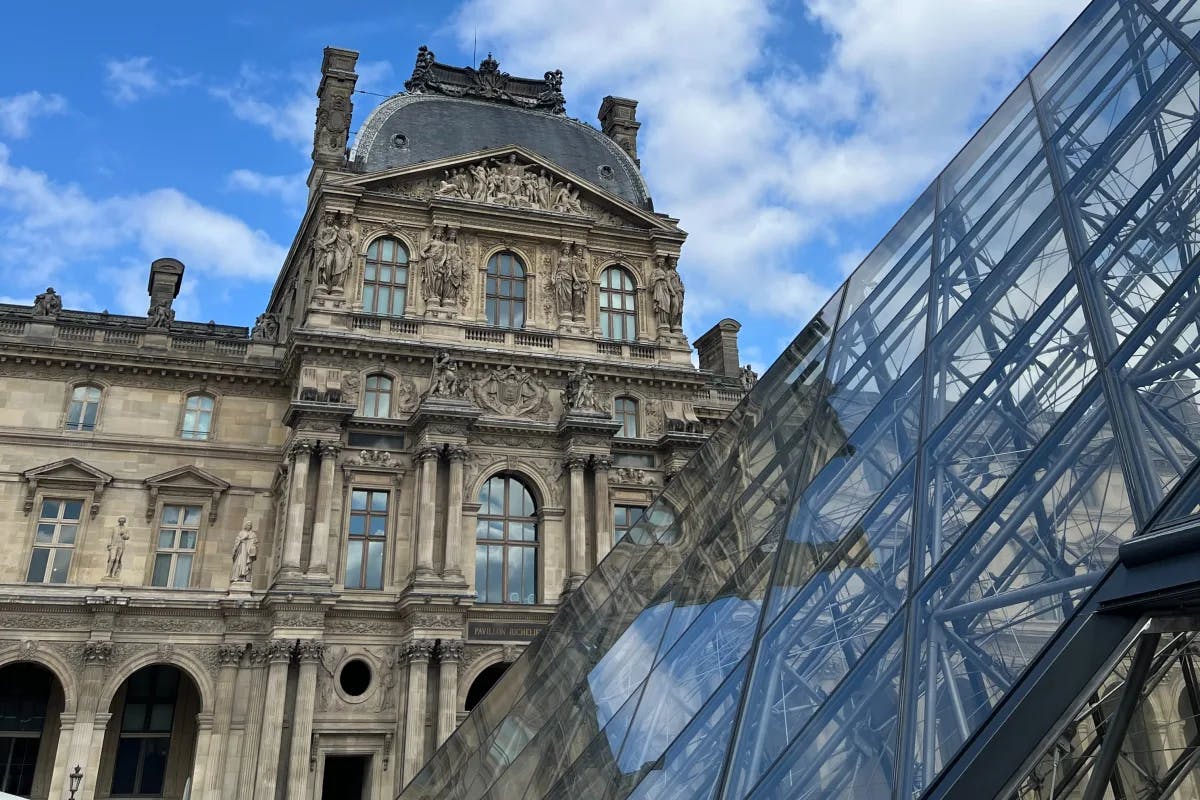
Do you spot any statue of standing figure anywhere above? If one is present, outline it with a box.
[553,242,574,320]
[231,520,258,583]
[650,255,672,329]
[429,351,465,398]
[442,229,467,306]
[105,516,130,579]
[564,362,601,412]
[32,287,62,317]
[315,213,356,293]
[666,255,685,330]
[569,244,589,320]
[419,226,449,305]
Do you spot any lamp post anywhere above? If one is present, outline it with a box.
[67,765,83,800]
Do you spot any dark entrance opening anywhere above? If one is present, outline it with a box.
[464,663,510,712]
[322,755,369,800]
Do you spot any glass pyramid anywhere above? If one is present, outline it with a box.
[398,0,1200,797]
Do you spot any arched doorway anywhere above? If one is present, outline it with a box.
[465,662,510,713]
[97,665,201,799]
[0,662,65,799]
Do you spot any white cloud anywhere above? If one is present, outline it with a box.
[105,57,160,104]
[228,168,309,211]
[0,142,286,315]
[0,91,67,139]
[211,66,315,154]
[451,0,1087,342]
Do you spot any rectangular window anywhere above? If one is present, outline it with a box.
[346,489,388,590]
[65,385,102,431]
[181,394,214,440]
[614,504,647,546]
[151,505,201,588]
[26,498,82,584]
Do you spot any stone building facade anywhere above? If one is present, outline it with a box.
[0,47,748,800]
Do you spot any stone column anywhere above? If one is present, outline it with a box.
[414,446,441,577]
[286,640,324,799]
[309,443,340,576]
[52,640,111,800]
[254,639,294,800]
[443,445,468,580]
[283,440,314,573]
[190,714,215,800]
[592,456,614,567]
[402,640,435,782]
[200,645,243,798]
[436,640,465,745]
[566,456,589,587]
[236,649,270,798]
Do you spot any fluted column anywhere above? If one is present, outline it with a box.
[566,456,588,587]
[436,640,465,745]
[309,443,340,576]
[403,640,435,782]
[592,456,613,567]
[52,640,110,800]
[283,440,314,572]
[200,645,244,798]
[286,640,324,799]
[254,639,294,800]
[414,446,440,577]
[443,445,467,579]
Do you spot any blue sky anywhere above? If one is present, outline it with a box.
[0,0,1088,370]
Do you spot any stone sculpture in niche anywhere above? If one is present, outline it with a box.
[666,255,686,330]
[147,300,175,329]
[473,366,551,419]
[569,243,590,318]
[231,519,258,583]
[429,351,466,399]
[418,226,448,304]
[32,287,62,317]
[433,154,587,216]
[564,363,603,413]
[251,312,279,342]
[315,212,356,293]
[419,225,466,308]
[651,256,671,329]
[105,516,130,579]
[443,229,468,306]
[552,243,574,321]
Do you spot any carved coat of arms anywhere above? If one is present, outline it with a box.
[473,366,551,419]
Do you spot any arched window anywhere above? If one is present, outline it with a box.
[362,374,392,418]
[599,267,637,341]
[485,252,526,328]
[476,475,537,604]
[614,396,639,438]
[181,393,215,440]
[362,237,410,316]
[65,384,102,431]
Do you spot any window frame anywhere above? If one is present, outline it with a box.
[361,235,411,317]
[613,504,648,546]
[475,474,539,605]
[111,666,179,797]
[599,266,638,342]
[179,391,217,441]
[25,496,85,584]
[344,488,390,590]
[149,503,204,589]
[613,396,640,438]
[485,251,528,329]
[361,374,394,418]
[63,383,104,433]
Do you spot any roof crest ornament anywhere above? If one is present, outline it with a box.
[403,45,566,115]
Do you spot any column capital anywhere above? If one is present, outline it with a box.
[564,455,589,472]
[264,638,295,664]
[81,640,114,665]
[437,639,465,663]
[290,439,315,458]
[405,639,436,662]
[317,441,341,460]
[216,643,246,667]
[416,445,442,463]
[446,444,469,463]
[592,455,614,471]
[295,639,325,663]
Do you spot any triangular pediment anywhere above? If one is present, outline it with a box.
[144,466,230,522]
[335,145,675,231]
[20,458,114,516]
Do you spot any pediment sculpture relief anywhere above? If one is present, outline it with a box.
[473,366,551,420]
[434,154,585,215]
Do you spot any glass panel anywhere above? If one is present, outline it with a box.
[351,490,367,511]
[58,524,77,544]
[62,499,83,520]
[158,529,175,549]
[26,548,48,583]
[49,548,71,583]
[151,554,171,586]
[40,499,60,518]
[35,523,55,543]
[172,554,192,588]
[366,540,384,589]
[345,542,363,588]
[162,505,180,524]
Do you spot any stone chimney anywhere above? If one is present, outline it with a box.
[695,318,742,381]
[598,96,641,166]
[311,47,359,177]
[147,258,184,313]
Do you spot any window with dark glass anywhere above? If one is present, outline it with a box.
[599,267,637,341]
[110,666,177,797]
[65,385,102,431]
[180,393,214,440]
[26,497,82,584]
[346,489,387,590]
[151,505,201,588]
[614,396,639,438]
[362,237,409,316]
[362,374,392,418]
[613,504,647,546]
[475,475,538,604]
[0,664,50,796]
[485,252,526,328]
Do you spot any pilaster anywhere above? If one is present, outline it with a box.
[436,640,465,745]
[402,639,436,782]
[254,638,294,800]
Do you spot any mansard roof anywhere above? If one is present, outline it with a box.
[352,51,649,209]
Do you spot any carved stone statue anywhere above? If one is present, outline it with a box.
[316,93,351,154]
[443,229,467,306]
[552,182,584,215]
[429,351,465,398]
[251,312,279,342]
[32,287,62,317]
[315,213,356,293]
[553,243,574,320]
[419,226,448,304]
[740,365,759,390]
[564,363,601,413]
[474,366,551,419]
[105,516,130,579]
[231,519,258,583]
[147,300,175,329]
[666,255,685,330]
[569,244,590,319]
[651,256,672,329]
[431,154,587,215]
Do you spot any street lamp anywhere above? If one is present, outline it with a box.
[67,765,83,800]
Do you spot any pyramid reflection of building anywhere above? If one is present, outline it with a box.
[398,1,1200,797]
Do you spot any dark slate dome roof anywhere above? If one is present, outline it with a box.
[351,94,650,209]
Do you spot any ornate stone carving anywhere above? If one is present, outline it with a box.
[438,640,465,663]
[394,376,419,413]
[418,225,468,308]
[428,351,467,399]
[290,439,315,459]
[740,365,758,389]
[564,363,603,413]
[32,287,62,317]
[645,399,665,437]
[147,300,175,329]
[473,366,551,419]
[405,639,436,662]
[433,153,585,215]
[19,639,38,658]
[157,642,175,660]
[104,516,130,579]
[446,444,468,463]
[405,48,566,115]
[296,639,325,663]
[251,312,279,342]
[614,467,654,486]
[666,255,685,330]
[339,372,360,405]
[82,640,114,665]
[315,91,352,157]
[564,456,589,472]
[502,644,525,663]
[265,639,295,663]
[216,643,245,666]
[351,450,395,467]
[378,649,398,712]
[314,211,357,294]
[0,612,88,631]
[409,612,464,631]
[231,519,258,583]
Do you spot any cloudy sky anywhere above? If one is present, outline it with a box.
[0,0,1087,369]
